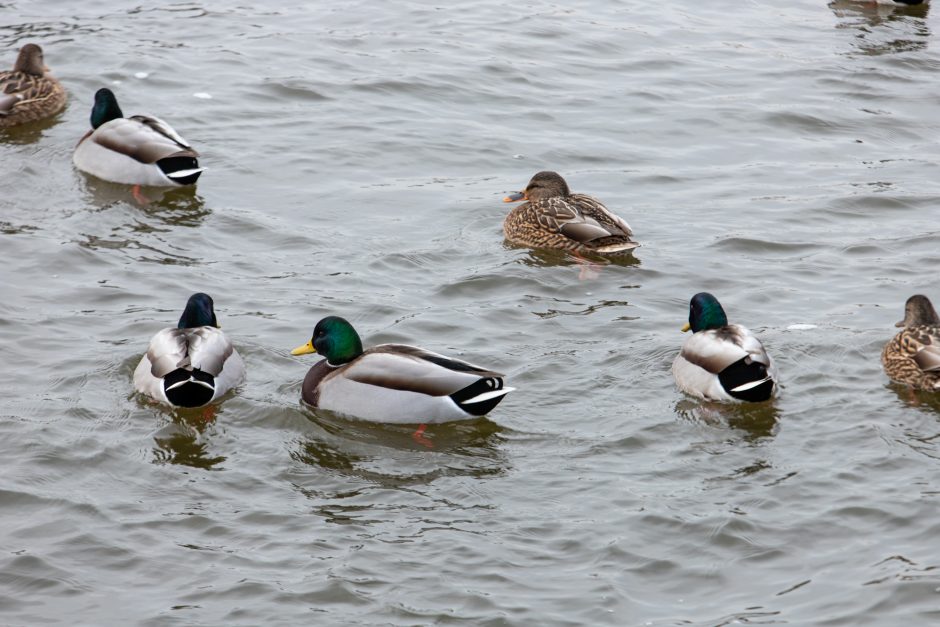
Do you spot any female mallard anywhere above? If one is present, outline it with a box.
[502,171,638,255]
[0,43,66,128]
[291,316,514,425]
[73,88,203,194]
[881,294,940,390]
[672,292,778,402]
[134,293,245,408]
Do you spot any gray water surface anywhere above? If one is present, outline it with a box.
[2,1,940,624]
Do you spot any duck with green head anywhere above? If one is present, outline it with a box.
[291,316,515,425]
[672,292,778,402]
[73,88,203,195]
[0,43,66,128]
[134,293,245,408]
[502,171,638,256]
[882,294,940,390]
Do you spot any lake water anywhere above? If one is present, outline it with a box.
[2,0,940,624]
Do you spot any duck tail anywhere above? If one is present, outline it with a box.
[719,358,775,402]
[450,377,514,416]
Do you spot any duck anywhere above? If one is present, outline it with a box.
[0,43,67,128]
[291,316,515,425]
[881,295,940,390]
[502,171,638,256]
[73,88,203,194]
[672,292,778,402]
[133,293,245,408]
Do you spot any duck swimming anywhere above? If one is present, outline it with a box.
[291,316,514,428]
[672,292,778,402]
[0,43,66,128]
[73,88,203,199]
[134,293,245,408]
[502,171,638,256]
[881,294,940,390]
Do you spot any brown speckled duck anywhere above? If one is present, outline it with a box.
[0,43,66,128]
[882,295,940,390]
[502,171,638,256]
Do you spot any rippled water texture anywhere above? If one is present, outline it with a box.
[2,0,940,624]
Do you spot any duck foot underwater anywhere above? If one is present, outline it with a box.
[412,423,433,448]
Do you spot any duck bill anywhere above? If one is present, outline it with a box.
[681,322,691,332]
[291,340,317,356]
[503,191,526,203]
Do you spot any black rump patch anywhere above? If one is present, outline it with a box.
[718,357,774,403]
[450,377,506,416]
[163,368,215,407]
[157,156,202,185]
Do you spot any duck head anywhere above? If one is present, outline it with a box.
[292,316,364,366]
[90,88,124,129]
[896,294,940,328]
[682,292,729,333]
[504,170,571,203]
[178,293,218,329]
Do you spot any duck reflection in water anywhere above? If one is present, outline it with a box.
[151,406,226,470]
[291,408,508,482]
[80,178,209,226]
[675,399,780,441]
[829,0,930,55]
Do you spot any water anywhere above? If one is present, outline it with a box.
[2,0,940,624]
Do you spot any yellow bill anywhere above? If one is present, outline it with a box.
[681,322,691,332]
[291,340,317,355]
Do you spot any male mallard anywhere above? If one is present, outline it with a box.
[73,88,203,193]
[133,293,245,408]
[0,43,66,128]
[502,171,638,255]
[672,292,778,402]
[881,294,940,390]
[291,316,515,424]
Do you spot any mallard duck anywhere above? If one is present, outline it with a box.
[881,295,940,390]
[291,316,515,424]
[73,88,203,191]
[133,293,245,408]
[672,292,778,402]
[502,171,638,256]
[0,43,66,128]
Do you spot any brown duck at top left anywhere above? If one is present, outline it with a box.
[0,43,66,128]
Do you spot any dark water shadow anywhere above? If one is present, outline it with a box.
[675,398,780,441]
[77,174,210,227]
[512,244,641,271]
[290,406,509,485]
[149,404,227,470]
[829,1,930,55]
[886,382,940,415]
[0,109,66,145]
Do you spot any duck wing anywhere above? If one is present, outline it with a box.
[910,328,940,372]
[341,344,505,397]
[144,327,234,378]
[92,115,198,164]
[0,71,58,115]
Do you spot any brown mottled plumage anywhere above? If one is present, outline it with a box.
[882,294,940,390]
[0,44,66,128]
[502,171,639,255]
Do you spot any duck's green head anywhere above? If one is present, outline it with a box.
[178,293,218,329]
[291,316,363,365]
[683,292,728,333]
[897,294,940,328]
[503,170,571,203]
[90,88,123,129]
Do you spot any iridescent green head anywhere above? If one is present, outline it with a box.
[683,292,728,333]
[178,293,218,329]
[291,316,364,365]
[90,88,123,129]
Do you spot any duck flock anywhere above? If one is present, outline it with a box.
[3,40,938,443]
